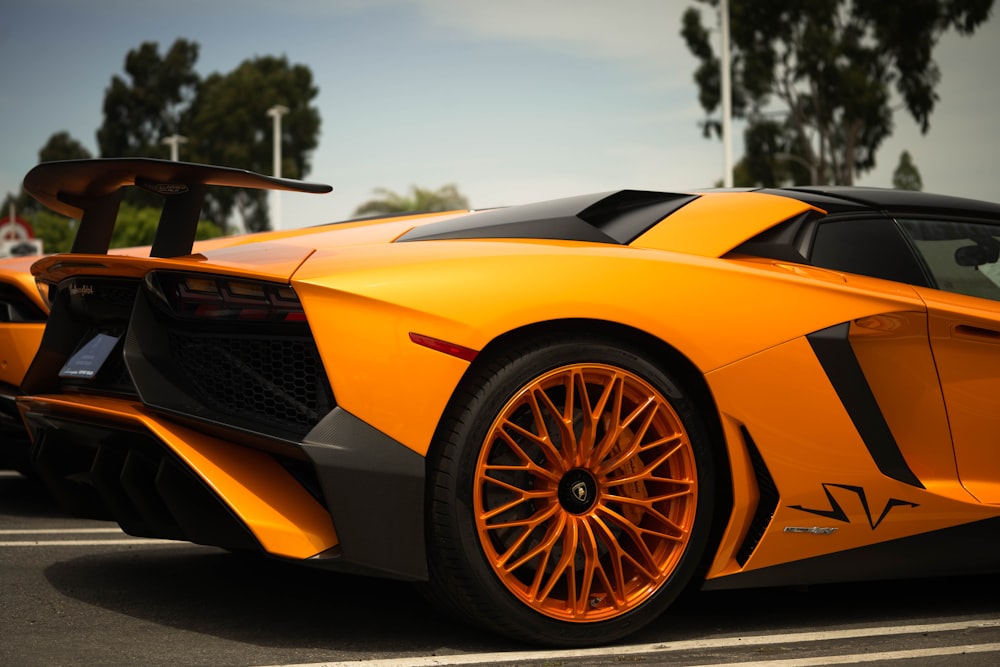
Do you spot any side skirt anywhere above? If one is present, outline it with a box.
[704,516,1000,590]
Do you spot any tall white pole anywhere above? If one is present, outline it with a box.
[267,105,289,230]
[161,134,188,161]
[720,0,734,188]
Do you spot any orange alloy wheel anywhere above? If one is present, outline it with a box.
[473,363,699,622]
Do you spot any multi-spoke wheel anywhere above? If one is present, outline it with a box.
[423,335,717,646]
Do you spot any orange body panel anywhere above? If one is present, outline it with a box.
[916,287,1000,503]
[18,394,338,558]
[0,322,44,387]
[632,191,818,255]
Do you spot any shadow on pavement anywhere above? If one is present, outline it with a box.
[44,546,508,653]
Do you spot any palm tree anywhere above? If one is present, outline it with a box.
[353,184,470,216]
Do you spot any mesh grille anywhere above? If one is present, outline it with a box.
[98,284,142,308]
[167,330,334,438]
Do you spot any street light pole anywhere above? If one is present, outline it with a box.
[161,134,188,161]
[720,0,733,188]
[267,105,289,230]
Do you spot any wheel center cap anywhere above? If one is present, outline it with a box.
[558,469,598,514]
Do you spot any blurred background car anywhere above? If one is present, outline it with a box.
[0,254,47,474]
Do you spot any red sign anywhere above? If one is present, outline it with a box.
[0,216,34,241]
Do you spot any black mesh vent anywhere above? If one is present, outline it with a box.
[736,426,780,566]
[166,330,335,438]
[97,283,143,308]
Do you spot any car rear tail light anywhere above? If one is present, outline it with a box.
[146,271,306,322]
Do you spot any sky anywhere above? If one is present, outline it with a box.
[1,0,998,231]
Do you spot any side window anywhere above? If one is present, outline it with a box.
[897,218,1000,301]
[809,217,928,286]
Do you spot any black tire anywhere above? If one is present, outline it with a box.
[421,334,717,646]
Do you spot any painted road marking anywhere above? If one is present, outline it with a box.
[0,527,125,534]
[262,619,1000,667]
[0,539,179,546]
[692,642,1000,666]
[0,527,180,546]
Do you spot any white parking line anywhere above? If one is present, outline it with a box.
[0,527,180,546]
[0,539,178,546]
[694,642,1000,666]
[262,619,1000,667]
[0,527,124,534]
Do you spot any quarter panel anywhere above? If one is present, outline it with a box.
[293,240,928,455]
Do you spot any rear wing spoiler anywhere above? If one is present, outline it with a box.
[23,158,332,258]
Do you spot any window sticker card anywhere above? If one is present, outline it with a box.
[59,333,121,379]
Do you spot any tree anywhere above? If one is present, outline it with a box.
[39,131,93,163]
[682,0,994,185]
[3,131,94,250]
[186,56,322,232]
[27,210,76,254]
[95,42,322,233]
[892,150,924,191]
[97,39,201,160]
[2,131,94,220]
[109,203,223,249]
[353,184,470,217]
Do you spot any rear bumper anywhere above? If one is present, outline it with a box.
[18,394,428,580]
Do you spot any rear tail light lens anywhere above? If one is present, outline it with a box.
[147,271,306,322]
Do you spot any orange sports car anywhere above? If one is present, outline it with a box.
[13,158,1000,646]
[0,255,47,473]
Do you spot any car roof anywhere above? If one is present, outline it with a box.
[763,186,1000,218]
[398,186,1000,253]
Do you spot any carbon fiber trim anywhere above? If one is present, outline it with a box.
[397,190,697,244]
[23,412,260,551]
[301,407,427,581]
[807,323,923,488]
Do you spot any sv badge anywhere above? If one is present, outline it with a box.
[790,483,918,529]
